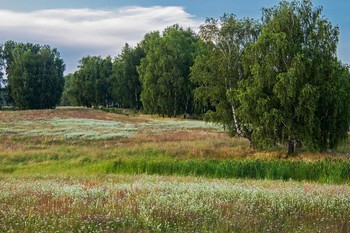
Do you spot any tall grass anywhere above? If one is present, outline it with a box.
[1,175,349,232]
[2,149,350,183]
[106,158,350,183]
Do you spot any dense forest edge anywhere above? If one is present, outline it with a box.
[1,0,349,156]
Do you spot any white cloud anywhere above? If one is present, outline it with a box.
[0,6,202,73]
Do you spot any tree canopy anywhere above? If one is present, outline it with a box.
[138,25,199,117]
[2,41,65,109]
[110,43,144,109]
[191,14,260,141]
[68,56,112,108]
[238,0,350,154]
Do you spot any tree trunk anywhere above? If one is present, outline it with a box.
[288,139,295,156]
[231,101,253,147]
[184,97,189,117]
[134,88,138,109]
[231,103,242,136]
[173,91,177,117]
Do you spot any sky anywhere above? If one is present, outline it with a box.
[0,0,349,74]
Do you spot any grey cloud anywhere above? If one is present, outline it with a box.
[0,6,201,73]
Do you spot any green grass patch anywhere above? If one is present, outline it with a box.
[0,166,17,174]
[106,158,350,183]
[2,151,350,183]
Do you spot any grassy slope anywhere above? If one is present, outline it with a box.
[0,107,349,182]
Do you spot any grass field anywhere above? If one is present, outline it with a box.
[0,107,350,232]
[1,175,350,233]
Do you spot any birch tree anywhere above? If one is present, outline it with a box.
[191,14,259,142]
[238,0,350,154]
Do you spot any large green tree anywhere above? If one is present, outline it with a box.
[3,41,65,109]
[138,25,199,117]
[191,14,259,141]
[69,56,112,107]
[110,43,144,109]
[238,0,350,154]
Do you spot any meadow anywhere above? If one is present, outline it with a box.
[0,107,350,232]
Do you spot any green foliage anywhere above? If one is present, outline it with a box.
[110,43,144,109]
[96,56,113,106]
[138,25,199,117]
[191,14,260,139]
[60,74,73,106]
[66,45,143,110]
[0,44,11,107]
[0,88,7,107]
[238,0,350,154]
[69,56,112,107]
[2,41,65,109]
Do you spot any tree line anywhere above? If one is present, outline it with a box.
[1,0,349,154]
[62,25,199,118]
